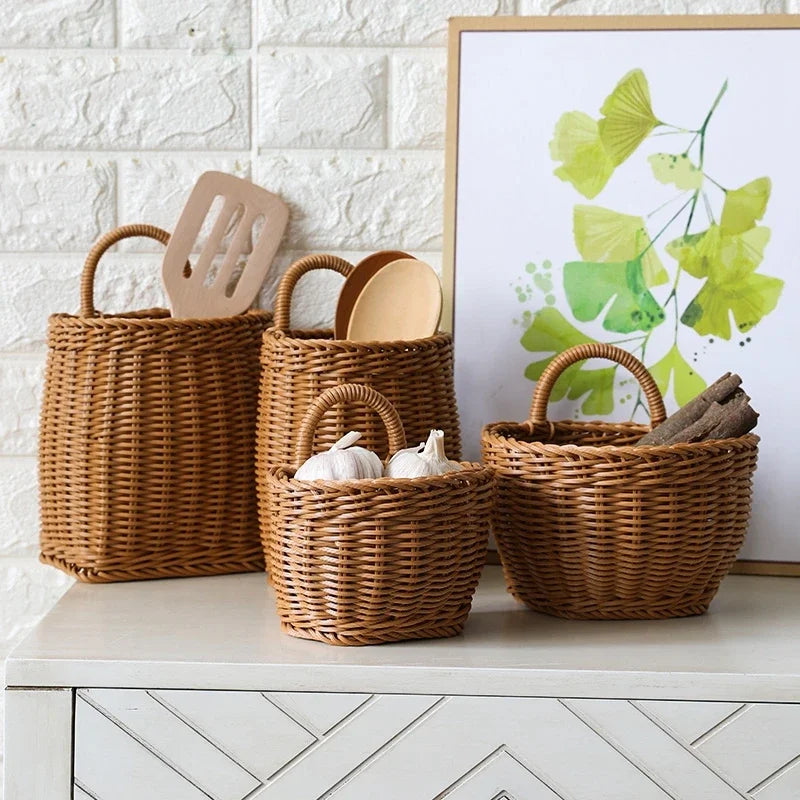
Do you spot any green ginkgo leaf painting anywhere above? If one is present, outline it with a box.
[549,111,615,199]
[681,272,783,340]
[597,69,660,165]
[648,153,703,191]
[521,307,616,415]
[720,178,771,235]
[573,205,668,287]
[519,68,784,419]
[648,345,706,406]
[667,225,770,283]
[564,259,665,333]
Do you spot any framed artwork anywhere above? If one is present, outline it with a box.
[444,15,800,575]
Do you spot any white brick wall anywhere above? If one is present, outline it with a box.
[0,0,784,788]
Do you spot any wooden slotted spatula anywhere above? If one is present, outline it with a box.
[162,171,289,318]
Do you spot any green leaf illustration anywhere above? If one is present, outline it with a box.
[668,220,782,339]
[565,366,617,415]
[550,111,615,199]
[720,177,771,234]
[598,69,659,165]
[665,228,716,279]
[540,68,783,418]
[521,307,592,382]
[648,152,703,190]
[573,204,668,287]
[712,226,772,283]
[520,308,615,414]
[564,258,666,333]
[681,271,783,339]
[666,224,770,282]
[648,345,706,406]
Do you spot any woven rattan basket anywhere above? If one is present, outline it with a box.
[256,254,461,478]
[39,224,271,583]
[261,383,492,646]
[481,343,759,620]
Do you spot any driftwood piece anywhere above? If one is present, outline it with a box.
[703,397,759,440]
[664,401,728,444]
[662,390,754,444]
[637,372,742,445]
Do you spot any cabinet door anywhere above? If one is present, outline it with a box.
[74,690,800,800]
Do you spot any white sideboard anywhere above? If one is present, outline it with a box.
[5,567,800,799]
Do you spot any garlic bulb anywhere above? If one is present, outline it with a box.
[294,431,383,481]
[384,429,462,479]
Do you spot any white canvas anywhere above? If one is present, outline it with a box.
[452,26,799,562]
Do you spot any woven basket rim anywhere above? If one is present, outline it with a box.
[266,460,490,491]
[482,420,760,457]
[261,326,453,349]
[49,307,271,331]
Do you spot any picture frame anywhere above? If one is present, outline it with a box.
[444,14,800,576]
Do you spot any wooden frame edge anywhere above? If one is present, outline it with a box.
[729,560,800,577]
[447,14,800,33]
[441,17,464,334]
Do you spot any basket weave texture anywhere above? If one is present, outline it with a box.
[261,383,492,646]
[481,343,759,620]
[256,254,461,479]
[39,224,271,583]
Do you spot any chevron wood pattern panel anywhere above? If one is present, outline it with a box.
[74,690,800,800]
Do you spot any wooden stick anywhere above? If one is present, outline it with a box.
[663,401,727,444]
[703,397,759,440]
[658,390,758,445]
[637,372,741,445]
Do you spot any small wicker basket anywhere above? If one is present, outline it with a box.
[261,383,492,646]
[481,343,759,620]
[256,253,461,476]
[39,224,271,582]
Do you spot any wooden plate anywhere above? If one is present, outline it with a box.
[334,250,414,338]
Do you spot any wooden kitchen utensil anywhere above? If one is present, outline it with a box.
[162,171,289,318]
[345,258,442,342]
[333,250,415,338]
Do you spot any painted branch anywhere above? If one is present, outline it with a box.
[637,372,742,445]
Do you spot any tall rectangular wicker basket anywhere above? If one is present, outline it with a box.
[39,225,271,582]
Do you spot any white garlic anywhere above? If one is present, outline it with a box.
[384,429,462,479]
[294,431,383,481]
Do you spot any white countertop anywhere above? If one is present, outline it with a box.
[7,567,800,701]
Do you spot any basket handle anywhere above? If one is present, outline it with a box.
[273,254,354,330]
[295,383,407,467]
[529,343,667,428]
[80,224,172,317]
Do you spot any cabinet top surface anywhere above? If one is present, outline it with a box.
[7,568,800,700]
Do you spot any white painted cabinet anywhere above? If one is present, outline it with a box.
[6,568,800,799]
[72,691,800,799]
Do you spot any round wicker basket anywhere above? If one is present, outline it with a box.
[481,343,759,620]
[256,253,461,479]
[261,383,492,646]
